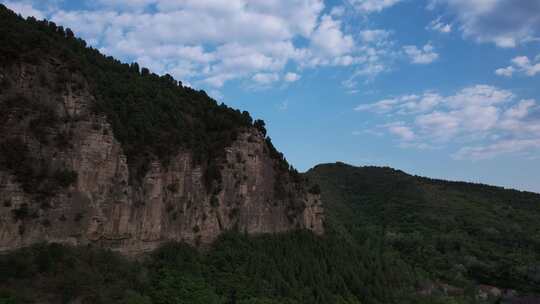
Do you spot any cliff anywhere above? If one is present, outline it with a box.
[0,7,323,255]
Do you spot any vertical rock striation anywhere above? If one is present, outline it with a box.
[0,61,323,255]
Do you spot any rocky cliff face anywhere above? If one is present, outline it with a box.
[0,60,324,255]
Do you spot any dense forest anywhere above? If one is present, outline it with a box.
[0,232,417,304]
[306,163,540,296]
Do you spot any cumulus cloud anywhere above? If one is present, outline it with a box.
[496,55,540,77]
[310,14,354,57]
[430,0,540,48]
[513,56,540,76]
[340,31,397,90]
[349,0,402,13]
[0,0,402,89]
[385,122,416,141]
[427,17,452,33]
[2,1,44,19]
[284,72,301,82]
[403,43,439,64]
[445,85,513,108]
[360,29,391,43]
[252,72,280,85]
[355,93,442,114]
[495,66,515,77]
[454,139,540,160]
[278,100,289,111]
[355,98,400,113]
[356,85,540,159]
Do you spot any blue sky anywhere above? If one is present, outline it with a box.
[3,0,540,192]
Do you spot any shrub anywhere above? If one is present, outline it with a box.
[53,169,78,188]
[210,196,219,208]
[308,184,321,195]
[11,203,29,221]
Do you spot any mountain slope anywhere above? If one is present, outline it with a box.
[0,4,323,255]
[306,162,540,293]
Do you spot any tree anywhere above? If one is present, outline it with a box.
[254,119,267,137]
[65,27,74,38]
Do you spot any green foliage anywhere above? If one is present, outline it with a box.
[0,232,419,304]
[53,169,78,188]
[306,163,540,293]
[0,243,147,304]
[0,137,77,198]
[0,138,34,192]
[6,158,531,304]
[253,119,267,137]
[308,184,321,195]
[151,269,221,304]
[211,195,220,207]
[11,203,29,221]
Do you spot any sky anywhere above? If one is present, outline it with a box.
[3,0,540,193]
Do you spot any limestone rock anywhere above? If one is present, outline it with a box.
[0,61,324,255]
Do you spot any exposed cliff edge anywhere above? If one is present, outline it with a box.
[0,6,323,255]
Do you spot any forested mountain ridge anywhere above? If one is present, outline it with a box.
[1,4,540,304]
[3,162,539,304]
[0,4,323,255]
[306,162,540,297]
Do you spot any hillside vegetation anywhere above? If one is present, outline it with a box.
[306,162,540,294]
[4,163,539,304]
[0,232,419,304]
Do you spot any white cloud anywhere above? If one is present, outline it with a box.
[503,99,536,120]
[355,98,400,113]
[3,0,401,90]
[499,99,540,134]
[43,0,330,87]
[278,100,289,111]
[330,6,345,17]
[360,29,391,43]
[427,17,452,33]
[512,56,540,76]
[399,93,443,114]
[3,1,44,19]
[430,0,540,48]
[284,72,301,82]
[341,35,397,90]
[357,85,540,160]
[403,43,439,64]
[415,111,461,139]
[495,66,514,77]
[94,0,155,10]
[454,139,540,160]
[310,14,354,57]
[252,72,280,85]
[356,93,443,114]
[355,63,387,77]
[386,123,416,141]
[495,55,540,77]
[349,0,402,13]
[445,85,513,108]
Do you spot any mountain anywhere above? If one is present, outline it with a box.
[1,4,540,304]
[0,4,323,255]
[306,162,540,295]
